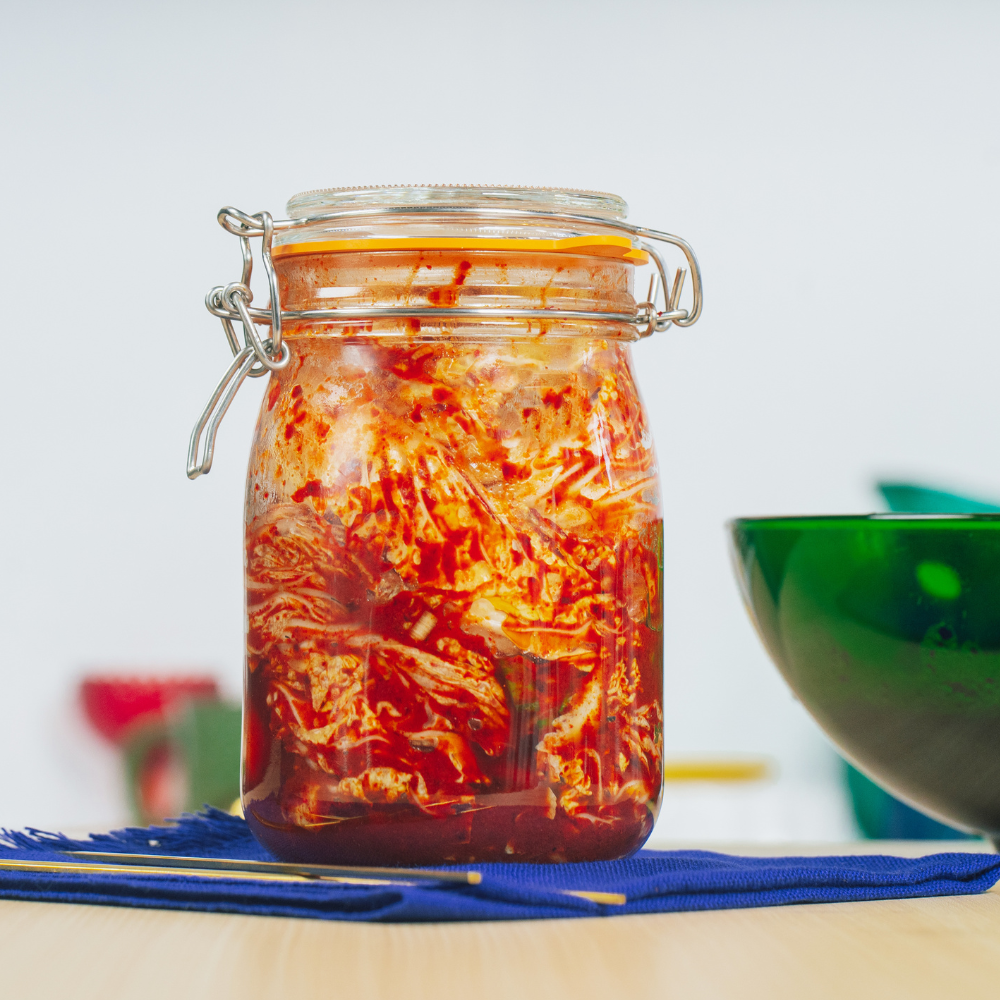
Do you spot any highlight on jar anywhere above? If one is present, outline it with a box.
[187,186,706,865]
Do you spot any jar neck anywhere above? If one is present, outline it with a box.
[275,249,638,340]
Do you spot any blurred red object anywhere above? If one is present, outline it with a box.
[80,675,219,743]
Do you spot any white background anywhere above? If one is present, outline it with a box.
[0,0,997,835]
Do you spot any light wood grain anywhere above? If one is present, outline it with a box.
[1,841,997,1000]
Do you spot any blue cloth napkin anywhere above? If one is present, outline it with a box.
[2,808,998,923]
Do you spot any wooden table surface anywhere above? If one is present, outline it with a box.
[2,840,998,1000]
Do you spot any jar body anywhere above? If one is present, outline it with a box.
[242,250,664,864]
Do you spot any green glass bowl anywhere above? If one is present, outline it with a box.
[730,514,1000,845]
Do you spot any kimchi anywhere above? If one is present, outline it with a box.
[240,190,665,864]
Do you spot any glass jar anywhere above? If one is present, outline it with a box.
[190,186,701,865]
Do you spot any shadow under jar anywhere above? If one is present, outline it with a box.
[238,187,676,865]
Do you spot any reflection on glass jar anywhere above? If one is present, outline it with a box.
[193,186,699,865]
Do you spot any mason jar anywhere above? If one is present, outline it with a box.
[189,186,702,865]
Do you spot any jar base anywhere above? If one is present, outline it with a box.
[244,796,655,866]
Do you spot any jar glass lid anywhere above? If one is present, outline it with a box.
[276,186,638,260]
[286,185,628,222]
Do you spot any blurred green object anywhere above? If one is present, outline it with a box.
[730,513,1000,846]
[844,760,972,840]
[878,482,1000,515]
[124,700,241,824]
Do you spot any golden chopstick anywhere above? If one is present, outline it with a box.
[563,890,626,905]
[64,850,480,885]
[1,858,356,884]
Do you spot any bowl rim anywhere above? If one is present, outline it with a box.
[729,513,1000,531]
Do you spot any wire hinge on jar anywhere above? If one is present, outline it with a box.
[188,204,703,479]
[187,208,291,479]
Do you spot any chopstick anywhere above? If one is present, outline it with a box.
[0,851,627,905]
[64,851,480,885]
[0,857,332,885]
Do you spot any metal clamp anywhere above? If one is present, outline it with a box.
[188,208,291,478]
[188,204,702,478]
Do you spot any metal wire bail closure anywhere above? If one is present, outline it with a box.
[188,209,291,479]
[187,202,702,479]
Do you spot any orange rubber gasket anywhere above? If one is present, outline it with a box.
[271,234,649,264]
